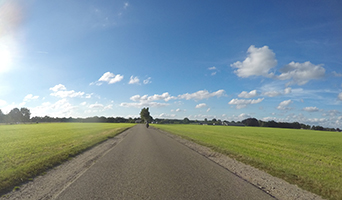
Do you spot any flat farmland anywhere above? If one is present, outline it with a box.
[153,124,342,200]
[0,123,134,194]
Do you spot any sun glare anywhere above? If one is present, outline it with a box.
[0,45,12,72]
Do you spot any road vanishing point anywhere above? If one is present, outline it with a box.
[55,124,275,200]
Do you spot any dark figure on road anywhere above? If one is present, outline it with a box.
[146,122,149,128]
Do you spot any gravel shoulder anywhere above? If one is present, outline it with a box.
[1,126,325,200]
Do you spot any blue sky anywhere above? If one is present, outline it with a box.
[0,0,342,128]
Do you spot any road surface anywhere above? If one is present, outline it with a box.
[55,124,275,200]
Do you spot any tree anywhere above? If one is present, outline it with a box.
[20,107,31,122]
[8,108,23,123]
[0,109,4,123]
[183,117,190,124]
[242,118,259,126]
[140,107,153,123]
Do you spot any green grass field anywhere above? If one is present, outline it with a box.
[0,123,134,194]
[153,124,342,200]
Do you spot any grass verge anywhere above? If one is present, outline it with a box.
[0,123,134,194]
[153,124,342,200]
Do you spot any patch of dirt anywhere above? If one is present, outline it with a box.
[156,128,325,200]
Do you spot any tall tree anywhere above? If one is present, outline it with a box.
[8,108,23,123]
[0,109,4,123]
[20,107,31,122]
[140,107,153,123]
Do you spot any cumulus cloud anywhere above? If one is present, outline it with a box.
[208,66,216,70]
[277,61,325,86]
[178,89,225,100]
[31,99,77,117]
[49,84,84,98]
[23,94,39,102]
[49,84,66,92]
[94,72,124,85]
[277,100,293,110]
[159,113,176,118]
[303,107,319,112]
[130,92,175,102]
[339,93,342,101]
[89,102,104,109]
[228,98,264,109]
[284,87,292,94]
[128,76,140,84]
[230,45,277,78]
[238,90,258,98]
[195,103,207,108]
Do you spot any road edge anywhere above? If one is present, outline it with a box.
[0,127,134,200]
[153,127,325,200]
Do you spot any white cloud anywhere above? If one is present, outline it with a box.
[23,94,39,102]
[228,98,264,109]
[206,108,211,112]
[277,100,293,110]
[49,84,84,98]
[208,67,217,75]
[277,61,325,86]
[123,2,129,9]
[338,93,342,101]
[263,91,281,97]
[51,90,84,98]
[120,102,169,108]
[130,92,175,102]
[238,113,251,120]
[178,89,225,100]
[230,45,277,78]
[171,108,185,112]
[85,93,93,99]
[80,102,87,106]
[147,93,175,102]
[31,99,77,117]
[98,72,124,84]
[143,77,152,84]
[129,76,140,84]
[49,84,66,92]
[332,71,342,77]
[195,103,207,108]
[89,102,104,109]
[238,90,258,98]
[303,107,319,112]
[159,113,176,118]
[284,87,292,94]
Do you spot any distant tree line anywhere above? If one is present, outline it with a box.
[0,107,340,131]
[0,107,139,124]
[154,117,340,132]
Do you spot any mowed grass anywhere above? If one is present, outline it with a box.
[0,123,134,194]
[153,124,342,200]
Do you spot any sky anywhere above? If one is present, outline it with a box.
[0,0,342,128]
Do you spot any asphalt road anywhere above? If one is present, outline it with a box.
[55,125,275,200]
